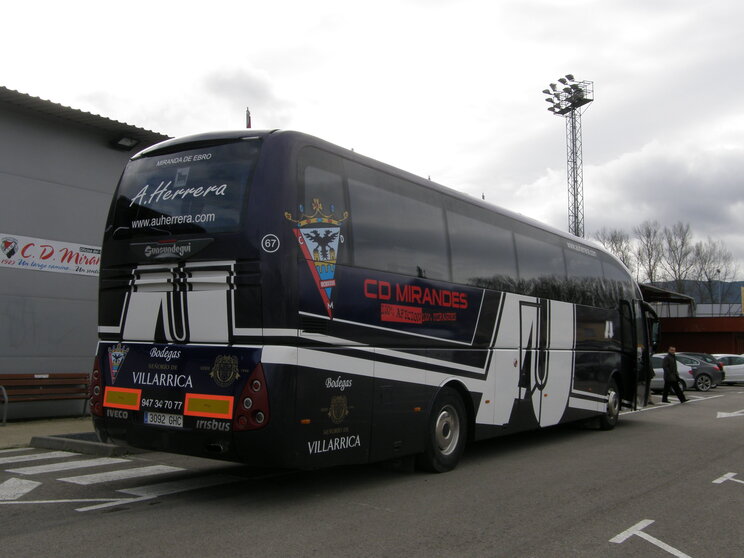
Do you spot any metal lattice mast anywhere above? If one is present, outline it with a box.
[566,109,584,237]
[543,75,594,238]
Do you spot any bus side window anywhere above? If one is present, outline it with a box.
[602,259,636,309]
[303,166,345,219]
[564,249,603,307]
[347,172,449,280]
[298,148,349,265]
[514,233,567,300]
[447,208,517,289]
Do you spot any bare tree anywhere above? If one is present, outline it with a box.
[690,237,738,309]
[661,222,695,293]
[593,227,635,274]
[633,220,664,283]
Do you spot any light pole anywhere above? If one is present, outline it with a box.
[543,74,594,238]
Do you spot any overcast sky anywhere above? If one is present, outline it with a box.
[3,0,743,273]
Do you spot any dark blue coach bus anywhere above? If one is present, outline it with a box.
[91,130,657,472]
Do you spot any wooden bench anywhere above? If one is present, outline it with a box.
[0,373,90,425]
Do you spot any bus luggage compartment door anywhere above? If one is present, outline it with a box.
[294,348,373,468]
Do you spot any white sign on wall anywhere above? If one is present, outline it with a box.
[0,233,100,277]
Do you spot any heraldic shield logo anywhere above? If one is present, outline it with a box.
[1,237,18,258]
[108,343,129,384]
[285,198,349,318]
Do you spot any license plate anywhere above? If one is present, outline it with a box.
[144,412,183,428]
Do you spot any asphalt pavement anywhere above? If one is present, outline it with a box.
[0,391,674,456]
[0,415,131,456]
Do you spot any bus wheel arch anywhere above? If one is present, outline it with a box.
[443,380,475,442]
[417,383,469,473]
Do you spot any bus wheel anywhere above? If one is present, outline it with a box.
[417,387,467,473]
[598,378,620,431]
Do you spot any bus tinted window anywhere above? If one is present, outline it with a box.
[515,233,567,299]
[565,248,602,279]
[565,247,604,306]
[111,141,259,238]
[305,166,345,211]
[447,208,517,289]
[602,257,636,302]
[300,164,350,266]
[347,168,449,280]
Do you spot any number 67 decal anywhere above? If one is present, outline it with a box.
[261,234,280,253]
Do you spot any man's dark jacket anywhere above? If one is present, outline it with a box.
[662,353,679,382]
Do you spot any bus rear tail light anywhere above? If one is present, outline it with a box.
[233,363,270,431]
[89,357,104,417]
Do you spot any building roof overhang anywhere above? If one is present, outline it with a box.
[0,86,170,150]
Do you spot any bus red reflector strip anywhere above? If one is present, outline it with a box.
[183,393,234,419]
[103,387,142,410]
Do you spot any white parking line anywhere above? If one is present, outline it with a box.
[76,474,243,512]
[610,519,693,557]
[631,394,725,413]
[0,478,41,500]
[59,465,185,485]
[0,451,79,465]
[0,497,123,506]
[713,472,744,485]
[7,457,130,475]
[0,448,34,455]
[716,408,744,418]
[121,474,241,498]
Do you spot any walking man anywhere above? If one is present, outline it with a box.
[662,346,687,403]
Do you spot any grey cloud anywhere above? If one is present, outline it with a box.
[584,143,744,266]
[202,67,294,129]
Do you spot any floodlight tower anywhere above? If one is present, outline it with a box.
[543,74,594,238]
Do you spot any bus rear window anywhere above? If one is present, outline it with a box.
[110,140,260,238]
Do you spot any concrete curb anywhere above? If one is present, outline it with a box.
[29,433,141,457]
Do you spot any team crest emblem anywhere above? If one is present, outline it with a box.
[327,395,350,424]
[285,198,349,318]
[210,355,240,388]
[107,343,129,384]
[1,237,18,258]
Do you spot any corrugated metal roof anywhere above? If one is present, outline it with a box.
[0,86,171,146]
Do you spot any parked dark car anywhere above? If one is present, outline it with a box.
[651,353,723,392]
[678,352,726,382]
[675,354,724,391]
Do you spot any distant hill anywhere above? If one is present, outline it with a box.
[652,280,744,304]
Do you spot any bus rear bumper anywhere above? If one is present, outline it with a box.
[93,416,288,466]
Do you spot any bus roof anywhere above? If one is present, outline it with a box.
[132,129,627,274]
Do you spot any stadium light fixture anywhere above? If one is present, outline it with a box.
[542,74,594,238]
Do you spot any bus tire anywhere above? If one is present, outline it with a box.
[417,387,467,473]
[598,378,620,431]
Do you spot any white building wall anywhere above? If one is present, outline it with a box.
[0,98,166,417]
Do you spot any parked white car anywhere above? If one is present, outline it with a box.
[713,354,744,384]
